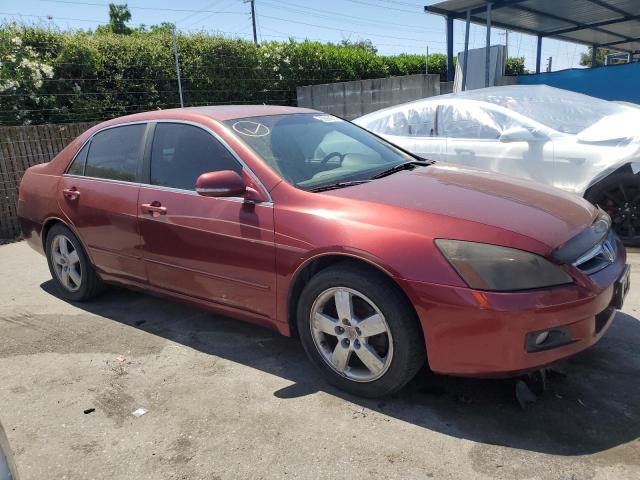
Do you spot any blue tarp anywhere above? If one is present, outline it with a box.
[518,62,640,105]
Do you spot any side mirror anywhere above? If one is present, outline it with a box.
[499,127,538,143]
[196,170,247,197]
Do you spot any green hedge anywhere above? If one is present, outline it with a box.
[0,26,449,125]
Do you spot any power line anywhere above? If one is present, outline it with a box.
[259,0,434,33]
[175,0,227,25]
[254,13,428,42]
[341,0,417,14]
[37,0,245,15]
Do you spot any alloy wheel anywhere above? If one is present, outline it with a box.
[598,182,640,243]
[50,234,82,292]
[309,287,393,382]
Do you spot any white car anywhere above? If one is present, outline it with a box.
[354,85,640,245]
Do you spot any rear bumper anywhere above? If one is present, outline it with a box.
[18,212,45,255]
[399,244,627,377]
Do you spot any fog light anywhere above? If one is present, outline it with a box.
[534,331,549,346]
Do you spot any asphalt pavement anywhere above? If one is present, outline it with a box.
[1,241,639,480]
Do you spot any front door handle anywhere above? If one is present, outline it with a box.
[141,202,167,217]
[62,187,80,200]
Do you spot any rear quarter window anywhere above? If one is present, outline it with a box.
[66,141,90,175]
[85,124,146,182]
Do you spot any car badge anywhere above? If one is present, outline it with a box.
[601,240,615,263]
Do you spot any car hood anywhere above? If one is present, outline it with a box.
[324,163,597,253]
[577,109,640,143]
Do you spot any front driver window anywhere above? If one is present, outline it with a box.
[439,104,503,140]
[150,123,242,191]
[366,105,437,137]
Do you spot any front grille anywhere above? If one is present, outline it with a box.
[572,230,616,275]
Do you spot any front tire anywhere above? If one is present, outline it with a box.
[45,223,104,301]
[586,173,640,246]
[297,262,425,398]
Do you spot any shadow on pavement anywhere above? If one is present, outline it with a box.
[0,418,17,480]
[41,280,640,457]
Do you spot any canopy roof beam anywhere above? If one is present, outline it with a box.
[547,13,640,37]
[511,4,635,43]
[424,0,640,54]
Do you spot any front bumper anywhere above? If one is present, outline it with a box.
[399,241,628,377]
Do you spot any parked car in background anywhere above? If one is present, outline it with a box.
[18,106,629,398]
[354,85,640,245]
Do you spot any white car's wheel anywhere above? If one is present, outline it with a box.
[586,173,640,246]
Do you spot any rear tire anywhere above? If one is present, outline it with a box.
[45,223,104,301]
[585,173,640,247]
[297,262,425,398]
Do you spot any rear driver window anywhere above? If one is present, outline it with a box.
[85,124,145,182]
[150,123,242,191]
[67,141,90,175]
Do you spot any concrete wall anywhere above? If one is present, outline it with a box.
[297,74,442,120]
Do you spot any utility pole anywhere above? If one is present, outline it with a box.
[250,0,258,46]
[425,46,429,74]
[172,27,184,108]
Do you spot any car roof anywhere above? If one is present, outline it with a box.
[104,105,321,125]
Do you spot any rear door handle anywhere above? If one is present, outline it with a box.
[62,188,80,200]
[141,202,167,217]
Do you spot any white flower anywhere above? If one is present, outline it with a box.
[40,64,54,78]
[0,79,19,92]
[11,37,22,46]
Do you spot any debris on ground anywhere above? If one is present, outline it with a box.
[83,408,95,415]
[131,408,147,418]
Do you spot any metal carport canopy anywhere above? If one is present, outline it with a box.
[425,0,640,79]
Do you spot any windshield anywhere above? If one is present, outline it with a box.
[223,113,415,190]
[462,85,632,135]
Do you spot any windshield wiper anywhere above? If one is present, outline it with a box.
[370,160,433,180]
[308,180,371,193]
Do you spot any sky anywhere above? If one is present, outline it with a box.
[2,0,589,72]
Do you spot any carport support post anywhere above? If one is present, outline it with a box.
[591,45,598,67]
[446,15,454,82]
[484,2,492,88]
[462,9,471,91]
[535,35,542,74]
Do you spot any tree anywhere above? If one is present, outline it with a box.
[96,4,133,35]
[505,56,526,75]
[579,47,617,67]
[339,39,378,54]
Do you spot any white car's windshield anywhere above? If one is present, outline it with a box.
[224,113,417,191]
[462,85,632,135]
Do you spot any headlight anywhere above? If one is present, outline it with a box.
[435,239,573,291]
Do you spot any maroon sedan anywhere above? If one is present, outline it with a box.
[18,106,630,398]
